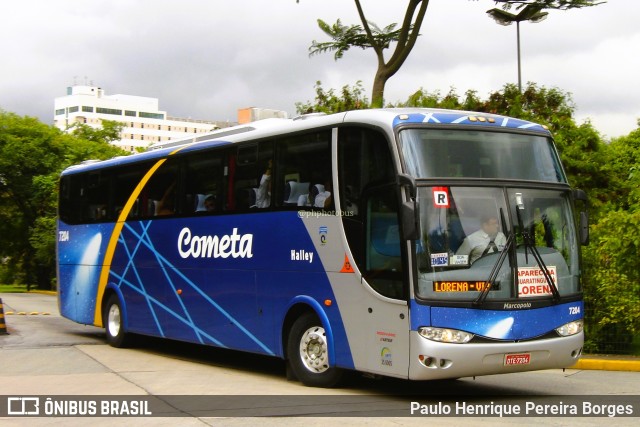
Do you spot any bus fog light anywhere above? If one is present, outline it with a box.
[555,320,583,337]
[418,327,473,344]
[418,355,436,368]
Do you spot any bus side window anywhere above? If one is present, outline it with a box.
[275,131,332,209]
[185,151,224,214]
[59,175,84,224]
[139,160,180,217]
[78,173,100,221]
[115,166,146,219]
[231,141,273,211]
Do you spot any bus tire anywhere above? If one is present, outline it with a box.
[287,312,343,388]
[103,294,129,348]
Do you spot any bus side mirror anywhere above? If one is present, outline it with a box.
[580,211,589,246]
[573,189,589,246]
[401,200,419,241]
[398,174,419,241]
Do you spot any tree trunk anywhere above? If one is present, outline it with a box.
[371,69,388,108]
[36,265,53,291]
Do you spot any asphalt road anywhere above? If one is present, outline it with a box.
[0,292,639,426]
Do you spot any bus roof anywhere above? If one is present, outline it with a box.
[61,108,550,176]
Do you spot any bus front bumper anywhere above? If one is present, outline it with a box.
[408,330,584,381]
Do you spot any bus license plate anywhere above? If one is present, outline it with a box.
[504,353,531,366]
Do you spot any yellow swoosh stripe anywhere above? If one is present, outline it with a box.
[93,146,187,326]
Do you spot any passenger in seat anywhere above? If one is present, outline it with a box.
[254,159,272,208]
[314,180,332,209]
[204,195,216,212]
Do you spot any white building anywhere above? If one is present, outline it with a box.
[54,85,232,152]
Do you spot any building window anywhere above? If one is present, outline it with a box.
[55,108,65,115]
[139,112,164,119]
[96,107,122,115]
[125,110,136,117]
[68,106,79,113]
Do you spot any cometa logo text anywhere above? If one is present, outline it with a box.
[178,227,253,259]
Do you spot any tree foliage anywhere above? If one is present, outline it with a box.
[494,0,605,11]
[68,120,125,144]
[0,111,126,289]
[295,80,369,114]
[580,126,640,352]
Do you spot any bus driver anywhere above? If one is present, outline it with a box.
[455,215,506,264]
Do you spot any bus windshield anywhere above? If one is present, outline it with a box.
[399,128,566,182]
[415,186,581,302]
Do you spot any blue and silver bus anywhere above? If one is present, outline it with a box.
[57,108,588,387]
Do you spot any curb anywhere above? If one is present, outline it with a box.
[571,357,640,372]
[29,290,57,296]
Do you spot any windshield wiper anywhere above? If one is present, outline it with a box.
[515,193,561,302]
[474,230,514,306]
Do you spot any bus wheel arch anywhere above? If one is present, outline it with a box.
[102,291,130,348]
[283,303,343,387]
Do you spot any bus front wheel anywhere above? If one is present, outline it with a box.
[287,312,343,387]
[103,295,129,348]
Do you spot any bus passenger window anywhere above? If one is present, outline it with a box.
[138,160,180,218]
[275,131,331,209]
[113,166,146,219]
[185,151,224,214]
[231,142,273,211]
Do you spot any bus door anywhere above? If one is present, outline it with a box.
[361,184,410,377]
[337,127,410,378]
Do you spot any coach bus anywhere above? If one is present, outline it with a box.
[57,108,588,387]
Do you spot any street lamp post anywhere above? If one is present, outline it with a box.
[487,5,548,92]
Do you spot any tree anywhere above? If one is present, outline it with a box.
[309,0,429,108]
[295,80,369,114]
[306,0,604,108]
[580,124,640,352]
[0,110,126,289]
[68,119,125,144]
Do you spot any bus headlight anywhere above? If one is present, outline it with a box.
[555,320,583,337]
[418,327,474,344]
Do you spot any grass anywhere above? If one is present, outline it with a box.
[0,284,29,293]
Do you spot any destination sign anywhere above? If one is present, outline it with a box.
[433,281,498,292]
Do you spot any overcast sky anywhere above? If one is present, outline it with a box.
[1,0,638,138]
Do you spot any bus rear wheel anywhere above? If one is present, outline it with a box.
[287,312,343,387]
[104,295,129,348]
